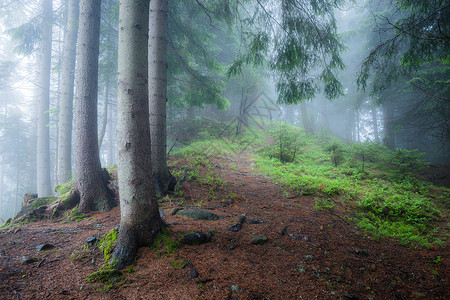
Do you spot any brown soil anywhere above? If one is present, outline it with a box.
[0,153,448,300]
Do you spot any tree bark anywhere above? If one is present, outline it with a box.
[300,102,311,133]
[112,0,164,269]
[36,0,53,197]
[73,0,113,212]
[371,106,380,143]
[98,81,109,150]
[382,101,396,148]
[57,0,79,185]
[148,0,175,196]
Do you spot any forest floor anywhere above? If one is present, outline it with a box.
[0,151,448,300]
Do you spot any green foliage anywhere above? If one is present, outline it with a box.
[66,206,86,222]
[252,122,446,248]
[258,122,306,163]
[324,141,346,167]
[150,227,180,258]
[70,244,90,261]
[389,149,427,180]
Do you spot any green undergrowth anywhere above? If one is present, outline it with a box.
[173,121,448,248]
[150,227,180,257]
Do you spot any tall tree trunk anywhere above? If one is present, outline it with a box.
[107,102,115,166]
[300,102,311,133]
[112,0,164,269]
[371,106,380,143]
[148,0,175,196]
[73,0,113,212]
[57,0,79,185]
[382,101,396,148]
[98,81,109,150]
[36,0,53,197]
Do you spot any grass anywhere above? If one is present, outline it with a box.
[173,120,448,248]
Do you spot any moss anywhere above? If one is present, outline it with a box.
[98,228,118,261]
[66,206,86,222]
[87,263,122,283]
[30,197,56,209]
[150,227,180,257]
[0,218,12,228]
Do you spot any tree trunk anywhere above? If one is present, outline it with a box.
[300,102,311,133]
[57,0,79,185]
[382,101,396,148]
[98,81,109,150]
[73,0,113,212]
[112,0,164,269]
[371,106,380,143]
[148,0,175,196]
[36,0,53,197]
[107,101,115,166]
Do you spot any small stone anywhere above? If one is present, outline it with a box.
[86,236,97,246]
[227,223,242,232]
[251,235,269,245]
[182,231,210,245]
[348,249,369,257]
[280,226,289,235]
[190,269,199,279]
[21,256,38,264]
[237,214,246,224]
[247,219,269,224]
[13,228,21,234]
[36,244,55,251]
[177,209,220,220]
[227,243,236,250]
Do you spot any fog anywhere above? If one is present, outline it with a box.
[0,0,448,222]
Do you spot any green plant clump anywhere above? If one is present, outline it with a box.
[98,228,118,261]
[150,227,180,257]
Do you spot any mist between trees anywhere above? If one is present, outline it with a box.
[0,0,448,266]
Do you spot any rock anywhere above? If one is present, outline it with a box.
[251,235,269,245]
[13,227,21,234]
[36,243,55,251]
[238,214,246,224]
[227,214,246,232]
[247,219,269,224]
[227,243,236,250]
[288,233,310,241]
[182,231,210,245]
[189,269,199,279]
[348,249,369,257]
[170,207,183,215]
[176,209,219,220]
[21,256,38,264]
[227,223,242,232]
[86,236,97,247]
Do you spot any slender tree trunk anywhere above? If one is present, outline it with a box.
[36,0,53,197]
[148,0,175,196]
[57,0,79,185]
[73,0,113,212]
[382,101,396,148]
[98,81,109,150]
[300,102,311,133]
[371,106,380,143]
[107,102,115,166]
[355,108,360,142]
[112,0,163,269]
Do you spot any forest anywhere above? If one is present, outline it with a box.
[0,0,449,299]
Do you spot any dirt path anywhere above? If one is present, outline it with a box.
[0,152,448,299]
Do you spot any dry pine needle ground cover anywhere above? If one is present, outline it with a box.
[0,152,448,299]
